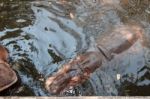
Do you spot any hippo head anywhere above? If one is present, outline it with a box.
[45,51,102,94]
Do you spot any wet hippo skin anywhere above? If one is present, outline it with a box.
[96,25,143,60]
[0,45,9,63]
[45,51,102,94]
[45,25,143,94]
[97,25,142,55]
[0,45,17,92]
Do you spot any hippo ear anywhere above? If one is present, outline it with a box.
[0,45,9,62]
[4,46,9,61]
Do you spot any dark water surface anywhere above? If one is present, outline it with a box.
[0,0,150,96]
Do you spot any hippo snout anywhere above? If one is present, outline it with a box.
[45,51,102,94]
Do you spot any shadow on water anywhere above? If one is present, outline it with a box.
[0,0,150,96]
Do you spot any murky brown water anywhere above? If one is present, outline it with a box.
[0,0,150,96]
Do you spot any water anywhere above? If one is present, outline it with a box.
[0,0,150,96]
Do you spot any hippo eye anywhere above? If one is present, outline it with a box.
[68,69,78,77]
[91,56,96,60]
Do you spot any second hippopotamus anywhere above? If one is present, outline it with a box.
[45,24,143,94]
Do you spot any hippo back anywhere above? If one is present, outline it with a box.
[96,25,143,58]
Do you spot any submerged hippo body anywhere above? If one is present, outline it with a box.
[0,45,17,92]
[96,25,142,60]
[45,24,143,94]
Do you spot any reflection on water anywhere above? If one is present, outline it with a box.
[0,0,150,96]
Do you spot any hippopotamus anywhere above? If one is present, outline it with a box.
[0,45,17,92]
[45,24,143,94]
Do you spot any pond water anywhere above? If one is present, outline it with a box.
[0,0,150,96]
